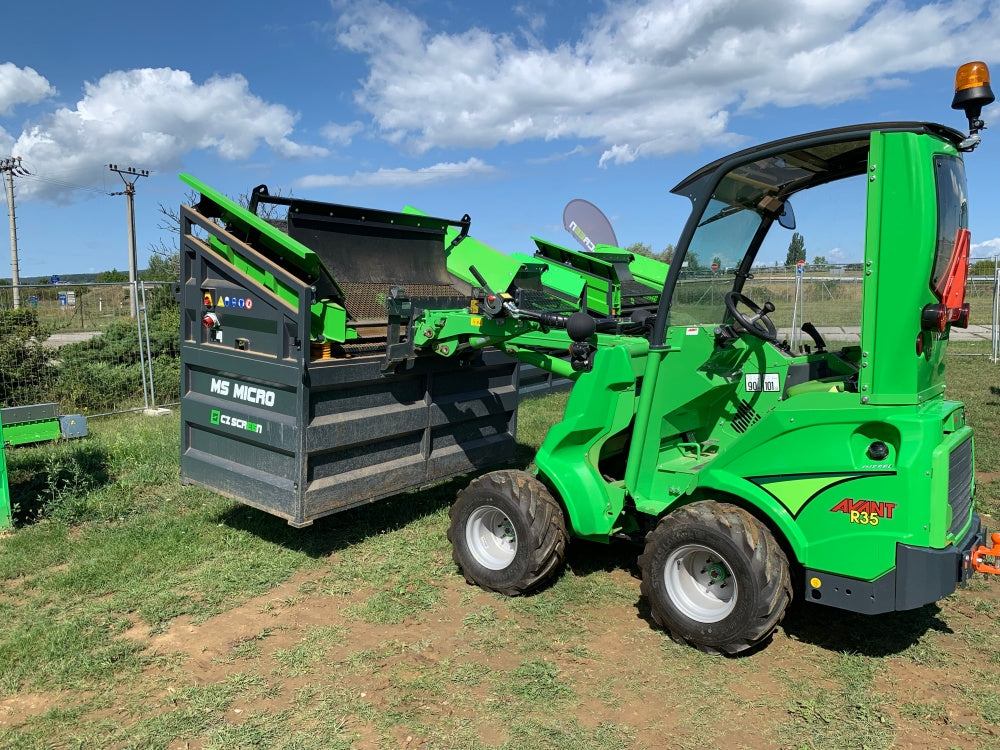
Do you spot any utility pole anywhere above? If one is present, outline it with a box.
[1,156,29,309]
[108,164,149,316]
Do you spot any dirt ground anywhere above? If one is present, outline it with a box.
[3,546,997,750]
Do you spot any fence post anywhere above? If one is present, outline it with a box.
[134,281,150,411]
[993,256,999,364]
[140,282,157,408]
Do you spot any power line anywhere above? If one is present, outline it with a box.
[10,159,129,196]
[19,172,110,195]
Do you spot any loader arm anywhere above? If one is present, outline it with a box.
[408,306,586,380]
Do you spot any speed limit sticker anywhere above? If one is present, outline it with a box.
[745,373,780,392]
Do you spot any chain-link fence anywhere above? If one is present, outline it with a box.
[0,281,179,415]
[1,257,998,419]
[671,258,999,353]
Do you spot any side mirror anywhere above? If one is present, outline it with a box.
[778,201,795,230]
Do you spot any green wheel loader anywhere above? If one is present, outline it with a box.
[411,61,1000,653]
[178,62,1000,654]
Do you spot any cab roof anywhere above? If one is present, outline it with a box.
[671,121,966,199]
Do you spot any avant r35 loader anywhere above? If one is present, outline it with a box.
[178,62,1000,653]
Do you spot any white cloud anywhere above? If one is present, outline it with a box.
[0,63,55,115]
[599,144,639,168]
[334,0,1000,165]
[5,68,323,202]
[272,138,330,159]
[513,4,547,44]
[972,237,1000,256]
[527,144,587,164]
[294,157,496,189]
[321,120,364,146]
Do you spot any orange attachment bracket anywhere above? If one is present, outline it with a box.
[971,532,1000,575]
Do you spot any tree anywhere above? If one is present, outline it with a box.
[148,186,290,263]
[811,255,827,267]
[785,232,806,267]
[96,268,128,283]
[625,241,655,258]
[686,251,701,270]
[970,258,997,276]
[141,253,180,282]
[625,242,676,265]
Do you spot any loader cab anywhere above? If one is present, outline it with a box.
[653,122,971,406]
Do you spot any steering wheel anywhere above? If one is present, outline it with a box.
[724,291,778,343]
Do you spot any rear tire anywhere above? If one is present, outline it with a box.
[448,470,567,596]
[639,500,791,654]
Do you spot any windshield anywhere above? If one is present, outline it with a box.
[668,137,871,331]
[668,198,764,325]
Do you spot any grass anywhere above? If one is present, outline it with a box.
[1,346,999,748]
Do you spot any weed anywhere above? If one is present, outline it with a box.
[498,659,576,705]
[272,626,346,675]
[225,628,276,663]
[779,653,895,750]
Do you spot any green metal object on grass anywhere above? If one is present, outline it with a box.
[0,404,62,446]
[0,420,9,530]
[0,404,87,529]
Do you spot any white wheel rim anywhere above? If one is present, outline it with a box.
[466,505,517,570]
[663,544,737,622]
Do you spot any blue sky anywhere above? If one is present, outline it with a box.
[1,0,999,278]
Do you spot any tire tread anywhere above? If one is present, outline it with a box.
[638,500,791,654]
[448,470,568,596]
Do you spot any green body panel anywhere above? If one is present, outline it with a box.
[606,247,670,292]
[529,238,666,316]
[1,419,61,446]
[860,133,958,405]
[532,239,620,315]
[532,339,649,540]
[440,224,533,295]
[509,251,586,306]
[0,419,10,530]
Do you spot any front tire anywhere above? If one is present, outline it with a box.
[448,470,567,596]
[639,500,791,654]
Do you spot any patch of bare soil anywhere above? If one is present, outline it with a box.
[112,566,824,749]
[7,561,1000,748]
[0,692,74,727]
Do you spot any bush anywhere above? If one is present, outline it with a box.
[54,302,180,413]
[0,308,56,408]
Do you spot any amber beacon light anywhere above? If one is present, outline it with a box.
[952,61,994,141]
